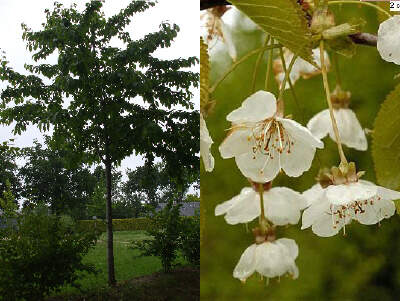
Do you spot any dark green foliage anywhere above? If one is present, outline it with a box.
[0,0,199,174]
[0,211,99,300]
[133,201,183,273]
[20,139,97,218]
[181,215,200,267]
[0,141,22,205]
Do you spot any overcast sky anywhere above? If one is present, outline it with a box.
[0,0,199,177]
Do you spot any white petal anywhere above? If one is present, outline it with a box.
[227,91,277,124]
[220,21,237,62]
[377,16,400,65]
[219,127,254,158]
[215,187,252,216]
[233,244,257,280]
[200,114,215,172]
[355,199,395,225]
[332,109,367,151]
[265,187,307,225]
[276,238,299,259]
[311,212,343,237]
[235,146,281,183]
[303,184,325,206]
[307,109,331,140]
[325,182,377,206]
[278,118,323,177]
[301,197,330,230]
[224,189,260,224]
[376,185,400,201]
[279,118,324,148]
[255,242,287,277]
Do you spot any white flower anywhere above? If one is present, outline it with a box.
[273,48,330,90]
[307,108,367,151]
[219,90,323,183]
[233,238,299,282]
[377,15,400,65]
[200,113,214,172]
[302,180,400,237]
[200,7,237,61]
[215,186,306,225]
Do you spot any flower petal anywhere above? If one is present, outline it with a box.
[278,118,322,177]
[355,199,395,225]
[233,244,257,280]
[312,212,343,237]
[224,189,260,224]
[279,118,324,148]
[215,187,252,216]
[301,197,330,230]
[227,91,277,124]
[265,187,307,225]
[303,184,325,206]
[235,146,281,183]
[325,182,377,206]
[200,114,215,172]
[377,16,400,65]
[332,109,367,151]
[276,238,299,259]
[255,242,287,277]
[219,127,254,159]
[307,109,331,140]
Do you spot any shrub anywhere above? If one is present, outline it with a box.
[180,215,200,267]
[133,201,183,273]
[0,211,99,300]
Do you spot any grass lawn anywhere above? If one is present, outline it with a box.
[49,230,191,299]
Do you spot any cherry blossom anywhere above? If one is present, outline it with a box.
[273,48,330,90]
[233,238,299,282]
[200,113,214,172]
[307,90,367,151]
[377,15,400,65]
[302,163,400,237]
[219,90,323,182]
[200,6,237,61]
[215,186,306,225]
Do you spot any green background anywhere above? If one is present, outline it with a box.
[201,5,400,301]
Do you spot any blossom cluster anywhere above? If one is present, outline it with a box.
[200,5,400,284]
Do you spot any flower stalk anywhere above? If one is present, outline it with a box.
[319,40,348,164]
[258,183,268,233]
[277,52,297,115]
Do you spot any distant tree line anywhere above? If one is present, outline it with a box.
[0,139,199,220]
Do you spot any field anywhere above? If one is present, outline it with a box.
[48,231,199,300]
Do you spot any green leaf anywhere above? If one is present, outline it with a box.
[372,83,400,190]
[229,0,314,64]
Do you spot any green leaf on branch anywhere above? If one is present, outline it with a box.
[372,83,400,190]
[229,0,314,64]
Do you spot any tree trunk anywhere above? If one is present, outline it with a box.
[105,156,116,286]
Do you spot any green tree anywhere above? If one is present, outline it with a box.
[0,141,21,205]
[20,139,97,219]
[0,0,199,285]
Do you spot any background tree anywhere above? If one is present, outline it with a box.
[0,0,199,285]
[20,139,97,219]
[0,141,22,206]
